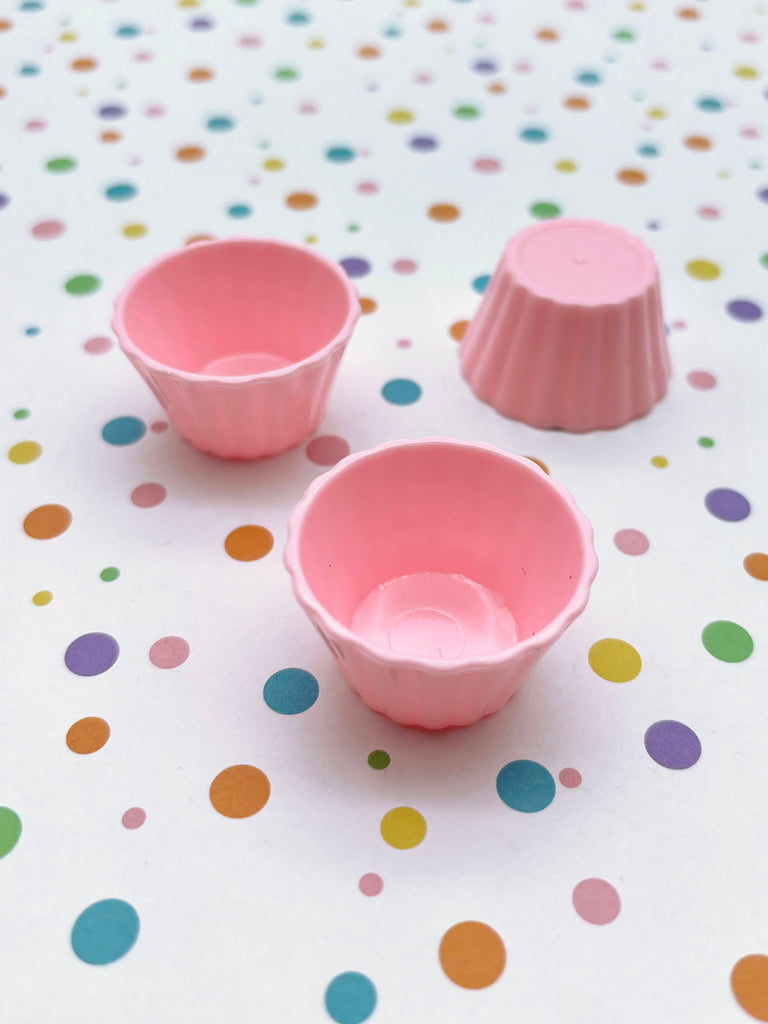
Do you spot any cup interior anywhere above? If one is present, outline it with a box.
[118,240,354,376]
[296,442,591,661]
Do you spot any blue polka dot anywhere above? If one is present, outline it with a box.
[24,325,40,337]
[104,182,137,201]
[637,143,660,157]
[19,63,40,76]
[382,379,422,405]
[472,274,490,294]
[286,9,311,24]
[326,146,355,163]
[576,69,602,85]
[382,23,403,38]
[19,1,44,10]
[102,416,146,446]
[496,760,555,812]
[71,899,140,965]
[697,96,723,112]
[325,973,377,1024]
[228,203,252,219]
[409,135,439,152]
[263,668,319,715]
[519,125,549,143]
[115,24,141,38]
[340,257,371,279]
[206,116,235,131]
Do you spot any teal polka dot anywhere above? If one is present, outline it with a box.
[697,96,723,112]
[263,668,319,715]
[116,24,141,38]
[206,116,235,131]
[382,378,422,405]
[19,63,41,76]
[325,973,377,1024]
[286,9,311,23]
[24,326,40,336]
[637,143,660,157]
[71,899,140,965]
[496,759,555,812]
[105,182,137,201]
[519,126,548,143]
[326,146,355,163]
[576,69,602,85]
[472,274,490,294]
[228,203,252,219]
[102,416,146,446]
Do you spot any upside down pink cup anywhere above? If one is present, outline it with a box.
[112,238,360,459]
[460,219,671,432]
[284,438,598,729]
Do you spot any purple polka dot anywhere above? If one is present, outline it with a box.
[726,299,763,322]
[757,186,768,203]
[0,194,9,211]
[472,58,498,74]
[340,257,371,279]
[65,632,120,676]
[99,104,127,120]
[409,135,439,151]
[705,488,751,522]
[644,720,701,770]
[190,16,214,29]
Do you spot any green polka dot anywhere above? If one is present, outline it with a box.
[702,620,753,663]
[613,27,636,42]
[453,104,481,120]
[0,808,22,859]
[46,156,77,173]
[13,408,30,420]
[530,201,561,219]
[697,436,715,448]
[100,567,120,582]
[760,252,768,270]
[65,274,101,295]
[274,66,299,81]
[368,750,391,770]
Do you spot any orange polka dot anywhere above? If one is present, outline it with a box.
[285,191,318,210]
[188,66,214,82]
[617,168,647,185]
[685,135,712,151]
[536,27,559,41]
[186,233,215,245]
[487,81,507,94]
[209,764,270,818]
[731,954,768,1021]
[100,130,122,143]
[359,297,378,314]
[449,319,468,341]
[224,525,274,561]
[525,456,549,475]
[0,87,6,100]
[357,45,381,58]
[564,94,590,110]
[176,145,206,162]
[428,202,460,222]
[439,922,506,989]
[426,18,449,31]
[71,57,97,71]
[744,553,768,581]
[677,6,699,19]
[0,19,12,31]
[23,503,72,539]
[66,717,110,754]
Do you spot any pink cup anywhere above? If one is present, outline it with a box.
[112,238,360,459]
[284,438,598,729]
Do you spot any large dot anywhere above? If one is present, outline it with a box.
[727,299,763,322]
[64,274,101,295]
[122,807,146,829]
[382,378,422,405]
[224,525,274,561]
[306,435,350,466]
[102,416,146,445]
[702,620,754,662]
[496,760,555,812]
[644,720,701,769]
[687,370,717,389]
[340,256,371,278]
[744,552,768,581]
[439,921,506,989]
[66,717,110,754]
[46,156,77,173]
[31,219,65,239]
[588,638,642,682]
[210,765,270,818]
[285,191,318,210]
[23,503,71,539]
[105,182,137,201]
[427,202,460,221]
[8,441,41,464]
[380,807,426,849]
[368,749,390,770]
[130,482,166,507]
[731,955,768,1022]
[65,632,119,676]
[263,667,319,715]
[149,636,189,668]
[359,873,383,896]
[686,259,720,281]
[572,879,621,924]
[614,528,649,555]
[71,899,140,965]
[0,808,22,859]
[84,336,113,354]
[324,972,377,1024]
[705,487,750,522]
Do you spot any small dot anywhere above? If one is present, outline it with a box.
[306,435,350,466]
[588,638,641,682]
[102,416,146,445]
[686,259,720,280]
[324,973,377,1024]
[23,503,72,539]
[340,257,371,279]
[617,168,647,185]
[726,299,763,322]
[175,145,206,162]
[31,219,65,239]
[392,259,417,274]
[427,203,460,222]
[149,636,190,669]
[473,157,502,173]
[100,566,120,582]
[66,716,110,754]
[698,436,715,448]
[530,201,561,219]
[705,488,750,522]
[13,408,31,420]
[0,808,22,859]
[744,553,768,581]
[32,590,52,606]
[651,455,668,468]
[209,765,270,818]
[380,807,426,849]
[65,274,101,295]
[326,146,355,163]
[644,720,701,769]
[555,159,578,172]
[496,760,555,812]
[71,899,140,965]
[359,873,383,897]
[122,223,147,238]
[572,879,621,925]
[122,807,146,829]
[519,126,549,142]
[613,528,649,555]
[702,620,753,663]
[263,667,319,715]
[449,320,468,341]
[228,203,252,219]
[46,156,77,173]
[84,336,113,354]
[8,440,41,464]
[731,954,768,1022]
[387,107,414,124]
[131,483,166,508]
[439,922,506,989]
[65,632,119,676]
[472,274,490,293]
[559,768,582,788]
[367,749,390,770]
[225,525,274,561]
[382,378,422,405]
[687,370,716,389]
[684,134,712,151]
[356,181,379,195]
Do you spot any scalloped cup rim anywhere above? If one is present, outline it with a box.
[283,437,599,675]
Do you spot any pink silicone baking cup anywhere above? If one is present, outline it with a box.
[284,438,598,729]
[112,238,360,459]
[460,219,671,432]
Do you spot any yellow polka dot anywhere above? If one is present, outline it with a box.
[686,259,720,280]
[380,806,427,849]
[555,159,577,173]
[628,1,646,9]
[588,638,642,683]
[262,157,285,171]
[307,37,325,49]
[178,0,199,7]
[651,455,668,468]
[32,590,52,606]
[387,108,414,124]
[8,441,42,464]
[59,30,77,42]
[122,223,147,239]
[646,106,667,119]
[304,234,318,245]
[734,65,759,79]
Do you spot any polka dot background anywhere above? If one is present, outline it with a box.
[3,1,766,1020]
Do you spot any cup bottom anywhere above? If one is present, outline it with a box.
[351,572,518,661]
[200,351,293,375]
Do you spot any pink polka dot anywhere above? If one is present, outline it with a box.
[740,126,760,139]
[651,58,670,70]
[514,60,533,73]
[144,104,165,118]
[686,370,717,390]
[572,878,621,925]
[149,635,190,669]
[671,320,686,330]
[697,205,720,220]
[392,259,417,274]
[25,119,47,131]
[133,50,153,63]
[473,157,502,173]
[150,420,169,433]
[239,34,262,47]
[298,101,319,115]
[131,482,167,508]
[559,768,582,788]
[359,873,383,896]
[414,72,433,85]
[83,336,114,354]
[306,435,351,467]
[122,807,146,829]
[613,529,650,556]
[397,338,412,348]
[356,181,380,195]
[31,219,66,239]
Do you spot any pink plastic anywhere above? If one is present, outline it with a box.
[284,438,598,729]
[460,219,671,432]
[112,238,360,459]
